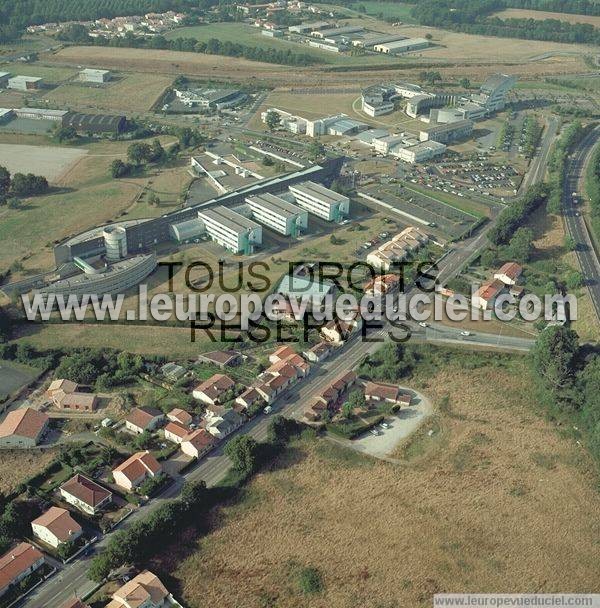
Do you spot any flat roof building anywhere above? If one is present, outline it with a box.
[7,75,42,91]
[353,33,406,48]
[374,38,430,54]
[419,119,474,144]
[197,206,262,254]
[289,181,349,222]
[312,25,363,38]
[390,141,446,164]
[79,68,111,83]
[14,108,68,121]
[245,193,308,237]
[63,112,126,133]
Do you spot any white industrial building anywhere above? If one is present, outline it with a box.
[312,26,363,38]
[373,134,407,155]
[14,108,68,121]
[419,119,474,143]
[477,73,517,112]
[289,181,349,222]
[374,38,430,54]
[353,33,406,48]
[79,68,111,83]
[245,193,308,237]
[289,21,330,33]
[197,206,262,254]
[390,141,446,164]
[7,75,42,90]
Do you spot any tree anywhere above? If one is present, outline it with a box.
[262,155,274,167]
[564,235,577,251]
[298,567,324,594]
[148,193,160,207]
[532,325,579,400]
[565,270,584,290]
[224,435,258,475]
[127,142,152,166]
[459,77,471,89]
[308,140,324,161]
[7,197,21,209]
[149,138,166,163]
[348,389,366,411]
[55,126,78,143]
[110,159,131,179]
[9,173,48,197]
[0,166,10,195]
[265,110,281,131]
[505,227,534,263]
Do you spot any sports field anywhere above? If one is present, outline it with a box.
[0,143,88,181]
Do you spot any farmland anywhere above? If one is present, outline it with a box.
[493,8,600,27]
[170,354,600,607]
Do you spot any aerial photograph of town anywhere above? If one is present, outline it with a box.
[0,0,599,606]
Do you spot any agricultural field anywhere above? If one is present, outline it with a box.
[169,353,600,607]
[0,143,88,181]
[0,449,56,496]
[0,63,78,84]
[347,1,416,22]
[45,72,173,114]
[493,8,600,27]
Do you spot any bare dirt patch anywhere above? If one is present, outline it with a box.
[171,358,600,608]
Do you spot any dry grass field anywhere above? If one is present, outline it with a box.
[0,449,56,496]
[493,8,600,27]
[168,357,600,607]
[0,143,88,181]
[45,72,173,114]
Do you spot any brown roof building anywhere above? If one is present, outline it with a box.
[107,570,169,608]
[112,451,162,492]
[0,543,45,597]
[167,408,193,427]
[60,474,112,515]
[0,408,49,448]
[31,507,82,548]
[52,391,98,412]
[364,381,411,405]
[124,407,164,434]
[192,374,235,405]
[181,429,215,459]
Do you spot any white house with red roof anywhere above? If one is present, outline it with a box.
[472,279,506,311]
[60,474,112,515]
[494,262,523,286]
[112,451,163,492]
[31,507,82,549]
[0,543,45,597]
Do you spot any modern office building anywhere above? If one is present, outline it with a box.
[79,68,111,83]
[245,193,308,237]
[374,38,430,54]
[419,119,474,143]
[477,73,517,111]
[373,134,407,155]
[197,206,262,254]
[174,87,246,109]
[169,217,205,243]
[361,85,398,117]
[390,141,446,164]
[7,76,42,90]
[289,181,349,222]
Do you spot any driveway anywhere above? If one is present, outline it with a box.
[328,388,433,460]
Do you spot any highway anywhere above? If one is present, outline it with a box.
[562,124,600,322]
[22,118,557,608]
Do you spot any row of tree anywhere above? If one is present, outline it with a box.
[586,143,600,244]
[0,166,49,202]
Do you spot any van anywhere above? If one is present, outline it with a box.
[264,406,273,415]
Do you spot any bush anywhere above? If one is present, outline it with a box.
[297,567,324,594]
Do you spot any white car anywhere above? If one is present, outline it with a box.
[263,406,273,415]
[418,322,428,328]
[381,422,389,429]
[370,428,379,436]
[460,330,471,337]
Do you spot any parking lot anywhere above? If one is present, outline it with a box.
[364,183,481,239]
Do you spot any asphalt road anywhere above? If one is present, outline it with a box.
[22,117,557,608]
[562,124,600,322]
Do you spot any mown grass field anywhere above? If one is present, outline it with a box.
[168,354,600,607]
[493,8,600,27]
[45,71,173,114]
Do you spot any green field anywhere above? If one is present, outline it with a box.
[347,1,416,22]
[403,183,490,218]
[0,63,78,84]
[164,22,395,66]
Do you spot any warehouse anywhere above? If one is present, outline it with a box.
[308,40,346,52]
[174,87,246,110]
[353,33,406,48]
[245,193,308,237]
[0,109,14,124]
[374,38,430,55]
[0,73,10,88]
[390,141,446,164]
[197,206,262,254]
[289,21,330,33]
[14,108,68,122]
[312,26,363,38]
[79,68,111,83]
[63,112,126,134]
[419,119,474,144]
[289,181,349,222]
[7,76,42,91]
[169,218,205,243]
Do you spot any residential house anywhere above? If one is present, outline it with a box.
[235,387,263,410]
[181,429,215,459]
[268,345,296,364]
[52,391,98,412]
[163,422,189,444]
[320,318,358,344]
[112,451,163,492]
[367,227,429,272]
[46,379,78,399]
[0,408,49,448]
[166,408,193,427]
[0,543,45,598]
[205,409,244,439]
[59,474,112,515]
[364,381,411,406]
[303,341,334,363]
[472,279,505,311]
[124,407,164,435]
[106,570,171,608]
[197,350,241,368]
[192,374,235,405]
[364,274,400,296]
[494,262,523,286]
[332,370,357,395]
[254,372,291,403]
[305,396,329,421]
[31,507,82,549]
